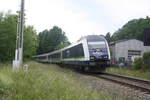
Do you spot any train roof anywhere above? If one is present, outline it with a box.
[78,35,105,42]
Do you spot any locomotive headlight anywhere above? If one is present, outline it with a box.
[90,56,95,60]
[104,56,107,58]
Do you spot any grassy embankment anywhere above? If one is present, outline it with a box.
[106,67,150,80]
[0,62,111,100]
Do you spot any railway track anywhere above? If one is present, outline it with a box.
[89,72,150,94]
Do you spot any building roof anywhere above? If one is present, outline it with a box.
[109,39,142,45]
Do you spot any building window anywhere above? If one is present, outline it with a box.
[128,50,141,58]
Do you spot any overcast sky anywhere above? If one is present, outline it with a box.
[0,0,150,42]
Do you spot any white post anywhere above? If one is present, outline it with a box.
[13,0,25,70]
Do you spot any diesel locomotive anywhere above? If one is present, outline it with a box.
[34,35,110,72]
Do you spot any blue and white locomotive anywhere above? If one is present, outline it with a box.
[35,35,110,72]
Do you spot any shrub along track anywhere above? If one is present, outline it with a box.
[86,72,150,94]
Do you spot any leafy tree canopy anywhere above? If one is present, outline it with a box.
[0,13,17,62]
[105,32,111,43]
[0,12,37,62]
[111,16,150,42]
[24,26,38,59]
[37,26,70,54]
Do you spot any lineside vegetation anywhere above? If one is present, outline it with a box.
[133,52,150,70]
[106,67,150,80]
[0,62,110,100]
[107,52,150,80]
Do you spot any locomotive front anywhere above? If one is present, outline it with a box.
[86,35,110,67]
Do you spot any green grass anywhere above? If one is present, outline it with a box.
[106,67,150,80]
[0,62,111,100]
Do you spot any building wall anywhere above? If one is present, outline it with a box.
[110,45,115,61]
[110,39,150,64]
[114,39,143,61]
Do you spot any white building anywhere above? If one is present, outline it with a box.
[110,39,150,64]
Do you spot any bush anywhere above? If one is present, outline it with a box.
[133,57,143,70]
[143,52,150,69]
[143,52,150,59]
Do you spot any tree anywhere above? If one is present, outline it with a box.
[37,26,70,54]
[24,26,38,59]
[105,32,111,43]
[111,17,150,41]
[55,41,70,50]
[0,12,38,62]
[0,13,17,62]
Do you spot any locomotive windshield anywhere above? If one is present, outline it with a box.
[88,42,106,49]
[86,35,105,42]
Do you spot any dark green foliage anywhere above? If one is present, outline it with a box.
[0,12,38,62]
[143,52,150,69]
[24,26,38,59]
[55,41,71,50]
[111,16,150,41]
[0,13,17,62]
[133,52,150,70]
[37,26,70,54]
[133,57,143,70]
[143,52,150,60]
[105,32,111,43]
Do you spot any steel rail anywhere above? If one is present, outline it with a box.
[89,72,150,94]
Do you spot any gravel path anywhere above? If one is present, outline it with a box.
[73,72,150,100]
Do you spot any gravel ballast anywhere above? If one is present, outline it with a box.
[73,71,150,100]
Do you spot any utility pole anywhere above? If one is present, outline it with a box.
[13,0,25,70]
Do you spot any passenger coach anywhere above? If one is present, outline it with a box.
[35,35,110,72]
